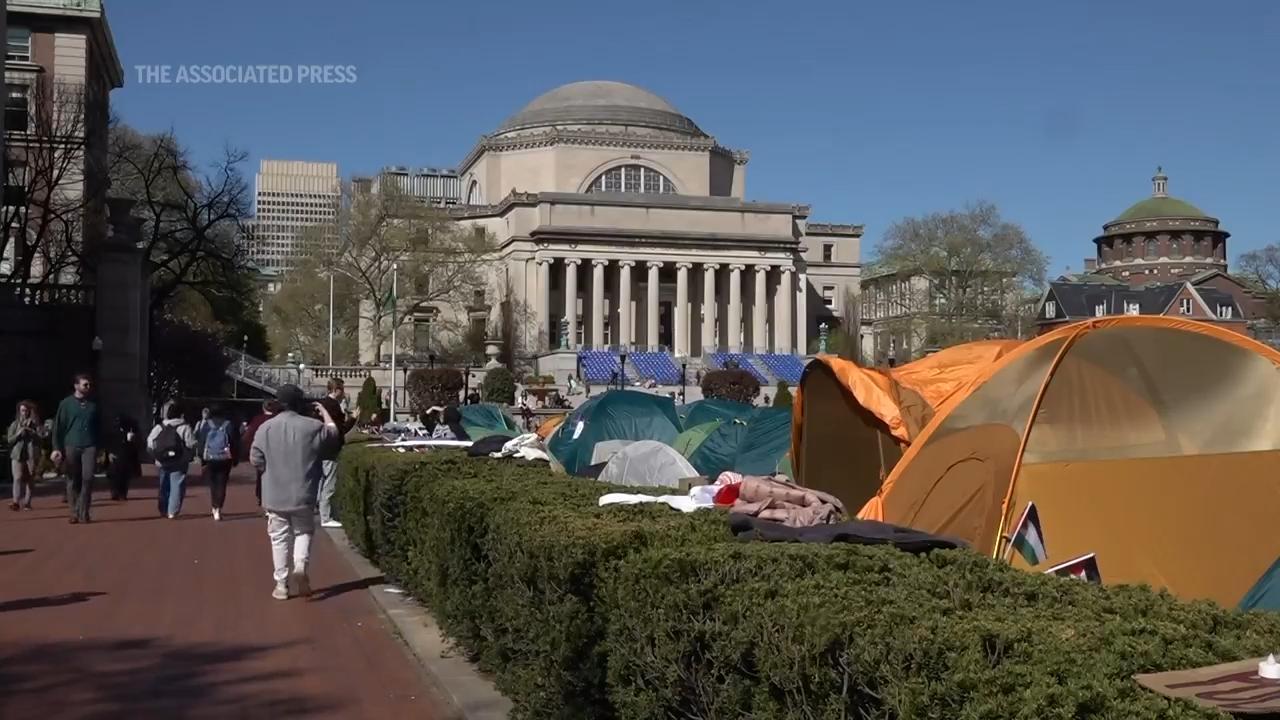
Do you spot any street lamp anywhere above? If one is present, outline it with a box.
[463,363,472,404]
[680,361,687,401]
[618,351,628,390]
[428,353,436,369]
[297,362,306,387]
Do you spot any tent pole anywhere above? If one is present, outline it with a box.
[991,326,1087,561]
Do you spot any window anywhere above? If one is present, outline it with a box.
[1218,304,1234,319]
[1044,300,1056,319]
[1094,301,1106,317]
[1144,238,1158,259]
[586,165,676,195]
[1124,300,1140,315]
[1124,240,1135,259]
[6,85,29,133]
[6,27,31,63]
[821,285,835,308]
[822,243,834,263]
[1180,298,1192,315]
[413,311,438,355]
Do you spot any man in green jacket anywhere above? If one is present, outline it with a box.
[52,373,100,524]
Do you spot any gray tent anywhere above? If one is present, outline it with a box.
[590,439,637,466]
[597,440,700,489]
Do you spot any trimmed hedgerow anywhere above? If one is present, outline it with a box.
[337,445,1280,720]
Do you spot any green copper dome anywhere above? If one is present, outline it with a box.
[1111,168,1209,223]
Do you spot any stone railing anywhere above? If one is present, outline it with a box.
[0,282,95,308]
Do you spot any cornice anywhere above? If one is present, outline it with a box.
[458,127,748,173]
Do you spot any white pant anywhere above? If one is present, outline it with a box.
[266,509,314,584]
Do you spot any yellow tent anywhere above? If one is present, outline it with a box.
[792,340,1020,511]
[859,316,1280,607]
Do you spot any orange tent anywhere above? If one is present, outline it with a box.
[791,340,1020,511]
[859,316,1280,607]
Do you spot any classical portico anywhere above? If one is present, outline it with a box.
[438,80,862,361]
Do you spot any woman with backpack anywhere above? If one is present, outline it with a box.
[147,402,197,519]
[197,405,237,521]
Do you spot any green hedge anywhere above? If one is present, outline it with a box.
[337,446,1280,720]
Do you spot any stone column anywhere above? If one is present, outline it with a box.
[753,265,769,353]
[775,266,794,354]
[537,258,551,352]
[674,262,691,356]
[618,260,634,348]
[727,264,744,352]
[702,263,719,354]
[646,261,662,351]
[592,259,607,349]
[796,269,808,355]
[97,198,150,426]
[564,258,580,349]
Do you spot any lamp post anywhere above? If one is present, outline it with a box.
[463,364,472,404]
[428,353,436,370]
[389,263,400,422]
[297,362,306,387]
[327,271,335,368]
[618,351,628,390]
[680,361,687,401]
[236,333,248,398]
[818,322,830,354]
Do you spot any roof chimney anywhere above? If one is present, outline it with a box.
[1152,166,1169,198]
[1084,258,1097,272]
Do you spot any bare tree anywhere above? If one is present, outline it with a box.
[1238,244,1280,321]
[872,201,1048,350]
[303,185,496,362]
[107,124,253,313]
[1,76,96,284]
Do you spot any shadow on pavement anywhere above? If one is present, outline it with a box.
[312,575,385,602]
[0,637,335,719]
[0,591,106,613]
[0,548,34,556]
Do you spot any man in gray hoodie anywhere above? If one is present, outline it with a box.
[250,384,339,600]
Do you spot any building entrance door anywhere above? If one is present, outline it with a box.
[659,301,673,350]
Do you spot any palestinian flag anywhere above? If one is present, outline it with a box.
[1044,553,1101,584]
[1006,502,1047,566]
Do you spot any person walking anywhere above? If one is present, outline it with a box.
[51,374,100,524]
[250,384,340,600]
[197,405,237,521]
[147,402,197,519]
[107,414,142,501]
[316,378,353,529]
[242,399,282,507]
[7,400,41,511]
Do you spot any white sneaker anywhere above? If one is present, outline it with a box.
[321,519,342,528]
[292,573,312,598]
[271,583,289,600]
[167,513,176,520]
[212,508,222,521]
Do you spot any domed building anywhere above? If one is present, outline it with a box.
[1036,168,1264,337]
[414,80,862,366]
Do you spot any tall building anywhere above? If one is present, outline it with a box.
[354,166,461,206]
[3,0,123,281]
[250,159,340,276]
[1036,168,1266,336]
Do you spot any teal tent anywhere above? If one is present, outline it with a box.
[687,406,792,478]
[680,398,755,428]
[1240,557,1280,611]
[459,403,520,440]
[548,390,682,476]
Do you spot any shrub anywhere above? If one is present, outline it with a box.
[482,367,516,405]
[338,446,1280,720]
[405,368,463,411]
[773,380,793,408]
[356,376,381,423]
[700,368,760,403]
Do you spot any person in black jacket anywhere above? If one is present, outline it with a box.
[316,378,355,528]
[106,414,142,501]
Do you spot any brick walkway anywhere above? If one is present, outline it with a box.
[0,464,444,719]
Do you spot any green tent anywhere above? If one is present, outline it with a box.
[687,406,792,478]
[547,390,682,476]
[673,420,721,458]
[1240,557,1280,611]
[681,398,755,428]
[459,403,520,440]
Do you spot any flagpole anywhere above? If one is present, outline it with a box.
[389,263,399,422]
[328,272,335,367]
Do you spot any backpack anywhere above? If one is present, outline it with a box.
[203,420,232,461]
[154,424,186,468]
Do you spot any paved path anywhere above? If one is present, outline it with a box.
[0,464,444,719]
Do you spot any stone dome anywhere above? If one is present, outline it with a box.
[495,81,705,137]
[1110,168,1210,224]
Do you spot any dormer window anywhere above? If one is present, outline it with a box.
[1094,301,1106,317]
[1124,300,1140,315]
[1218,304,1234,319]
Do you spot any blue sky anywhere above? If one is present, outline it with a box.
[108,0,1279,274]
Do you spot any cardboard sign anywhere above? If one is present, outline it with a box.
[1135,658,1280,714]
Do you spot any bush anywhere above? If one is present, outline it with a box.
[338,446,1280,720]
[405,368,463,412]
[482,367,516,405]
[356,376,381,423]
[773,380,793,408]
[700,368,760,403]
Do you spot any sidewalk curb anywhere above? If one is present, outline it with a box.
[324,526,513,720]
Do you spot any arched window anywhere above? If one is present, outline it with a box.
[1144,238,1158,259]
[465,180,482,205]
[586,164,677,194]
[1124,239,1135,259]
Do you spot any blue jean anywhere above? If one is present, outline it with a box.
[157,465,187,516]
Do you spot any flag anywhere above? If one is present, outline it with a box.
[1044,553,1102,584]
[1006,502,1047,566]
